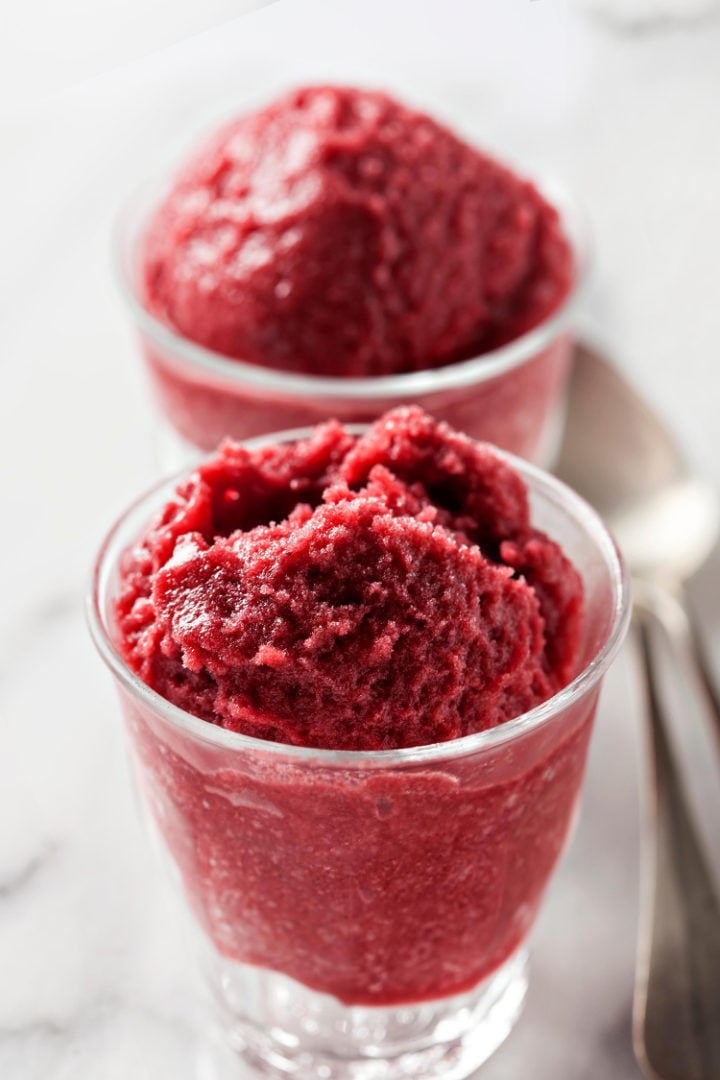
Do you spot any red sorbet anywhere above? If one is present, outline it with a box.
[117,408,582,750]
[142,85,573,378]
[114,408,590,1007]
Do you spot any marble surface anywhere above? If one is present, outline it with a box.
[2,1,720,1077]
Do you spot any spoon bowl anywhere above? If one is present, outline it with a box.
[556,344,720,583]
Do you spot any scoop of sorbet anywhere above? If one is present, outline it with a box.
[116,408,583,751]
[142,85,572,378]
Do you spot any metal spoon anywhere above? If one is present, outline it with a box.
[555,343,720,1080]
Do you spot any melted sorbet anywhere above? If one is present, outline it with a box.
[118,407,582,750]
[143,85,573,377]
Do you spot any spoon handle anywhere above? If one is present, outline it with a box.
[684,592,720,756]
[633,594,720,1080]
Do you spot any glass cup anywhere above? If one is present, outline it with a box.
[88,438,629,1080]
[114,176,589,472]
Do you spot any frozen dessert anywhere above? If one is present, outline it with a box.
[112,408,591,1008]
[142,85,573,379]
[131,85,578,461]
[117,407,582,750]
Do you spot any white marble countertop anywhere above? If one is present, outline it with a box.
[1,2,720,1077]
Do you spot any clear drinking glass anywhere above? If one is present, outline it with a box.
[88,439,629,1080]
[114,177,589,471]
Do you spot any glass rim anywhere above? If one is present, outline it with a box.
[87,434,630,768]
[112,169,592,400]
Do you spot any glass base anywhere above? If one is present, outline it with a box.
[205,947,528,1079]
